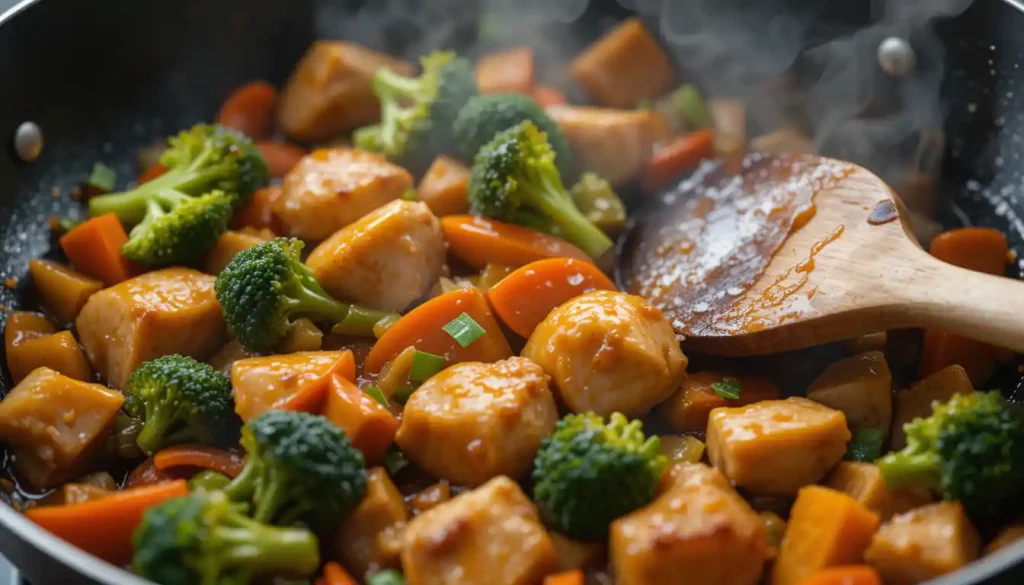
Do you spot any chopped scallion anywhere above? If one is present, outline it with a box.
[86,162,116,191]
[845,427,885,462]
[409,350,445,383]
[711,378,741,400]
[373,313,401,339]
[383,446,410,476]
[364,385,389,408]
[442,312,486,348]
[368,569,407,585]
[400,189,418,201]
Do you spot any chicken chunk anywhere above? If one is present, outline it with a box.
[522,291,686,417]
[277,41,413,142]
[396,357,558,486]
[402,476,557,585]
[546,105,668,186]
[891,364,973,450]
[0,367,124,489]
[75,268,226,388]
[807,351,893,432]
[230,351,347,422]
[610,462,767,585]
[274,148,414,240]
[706,398,851,496]
[823,462,933,521]
[570,18,674,108]
[203,230,270,275]
[306,200,446,312]
[865,502,980,585]
[336,467,408,580]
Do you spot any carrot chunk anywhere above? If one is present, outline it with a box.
[441,215,591,270]
[641,129,714,193]
[217,80,278,140]
[58,214,136,286]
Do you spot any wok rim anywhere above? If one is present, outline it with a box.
[0,0,1022,584]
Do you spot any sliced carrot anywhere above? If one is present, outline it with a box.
[475,46,535,94]
[272,350,356,414]
[441,215,591,270]
[929,227,1008,276]
[532,85,568,108]
[153,445,245,478]
[771,486,881,585]
[230,185,284,233]
[256,141,307,179]
[544,570,584,585]
[322,562,358,585]
[641,129,714,193]
[487,258,616,337]
[217,81,278,141]
[138,163,167,185]
[365,287,513,374]
[58,213,137,286]
[920,227,1007,386]
[798,566,882,585]
[26,479,188,565]
[322,375,399,464]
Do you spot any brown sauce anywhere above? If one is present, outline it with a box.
[621,153,853,338]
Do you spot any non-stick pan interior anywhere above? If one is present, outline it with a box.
[0,0,1022,583]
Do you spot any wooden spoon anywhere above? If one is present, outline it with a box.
[618,153,1024,356]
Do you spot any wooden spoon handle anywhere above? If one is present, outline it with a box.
[898,257,1024,353]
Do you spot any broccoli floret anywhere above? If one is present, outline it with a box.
[354,50,477,173]
[215,237,395,352]
[88,124,269,267]
[453,93,572,178]
[878,391,1024,522]
[532,412,667,541]
[468,121,613,259]
[132,490,320,585]
[224,410,367,531]
[123,355,239,456]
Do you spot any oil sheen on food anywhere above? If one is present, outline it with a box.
[624,153,853,337]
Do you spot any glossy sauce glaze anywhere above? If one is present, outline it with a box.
[620,153,853,337]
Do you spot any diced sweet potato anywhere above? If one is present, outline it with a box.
[335,467,407,580]
[771,486,880,585]
[823,462,933,521]
[274,148,414,240]
[706,398,851,496]
[322,375,398,465]
[8,331,92,383]
[231,351,350,422]
[611,462,767,585]
[402,476,557,585]
[864,502,980,585]
[28,259,102,324]
[475,47,534,95]
[203,230,270,275]
[807,351,892,432]
[5,311,56,382]
[890,365,973,450]
[277,41,413,142]
[0,367,124,489]
[570,18,674,108]
[418,156,471,216]
[546,105,669,186]
[658,371,779,433]
[75,268,226,388]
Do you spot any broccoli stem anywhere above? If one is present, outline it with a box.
[282,272,352,324]
[332,306,400,337]
[250,466,312,526]
[374,68,428,102]
[217,515,320,575]
[527,173,614,259]
[223,458,259,502]
[136,400,189,455]
[878,451,941,491]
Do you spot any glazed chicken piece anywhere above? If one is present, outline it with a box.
[523,290,687,417]
[396,357,558,486]
[807,350,893,432]
[306,199,446,313]
[402,476,557,585]
[706,397,851,496]
[610,462,768,585]
[0,367,124,489]
[273,148,414,241]
[336,467,408,580]
[230,351,348,422]
[865,502,981,585]
[546,105,668,186]
[277,41,413,142]
[75,268,225,388]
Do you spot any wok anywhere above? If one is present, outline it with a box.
[0,0,1022,583]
